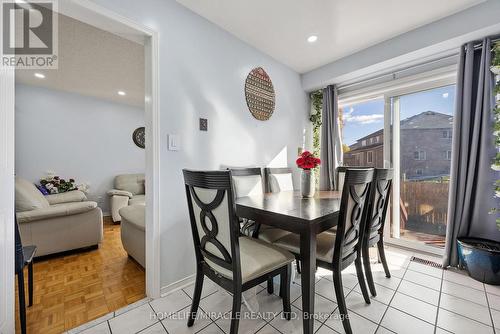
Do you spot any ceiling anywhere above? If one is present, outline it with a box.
[16,14,145,107]
[176,0,486,73]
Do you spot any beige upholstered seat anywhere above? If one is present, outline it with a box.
[205,236,294,283]
[258,225,293,243]
[129,194,145,206]
[274,232,338,263]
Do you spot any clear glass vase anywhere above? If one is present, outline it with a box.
[301,169,315,198]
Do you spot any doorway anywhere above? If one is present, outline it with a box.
[0,2,160,333]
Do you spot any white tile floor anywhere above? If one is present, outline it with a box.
[67,246,500,334]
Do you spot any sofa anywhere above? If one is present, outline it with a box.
[15,177,103,257]
[107,173,145,223]
[119,204,145,267]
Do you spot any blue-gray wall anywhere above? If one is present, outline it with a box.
[15,84,145,214]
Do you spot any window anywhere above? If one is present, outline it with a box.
[414,150,426,160]
[415,169,423,176]
[340,98,385,168]
[443,150,452,160]
[442,130,452,139]
[367,151,373,163]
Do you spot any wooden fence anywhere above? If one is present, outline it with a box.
[400,180,450,234]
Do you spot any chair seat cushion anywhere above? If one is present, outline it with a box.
[129,195,146,206]
[205,236,294,283]
[258,224,292,243]
[119,204,145,231]
[274,232,337,263]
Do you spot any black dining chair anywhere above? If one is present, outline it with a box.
[15,216,37,334]
[274,168,374,334]
[228,167,264,237]
[362,168,393,297]
[183,170,294,334]
[263,167,294,193]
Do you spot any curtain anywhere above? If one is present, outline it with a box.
[320,85,343,191]
[443,38,500,267]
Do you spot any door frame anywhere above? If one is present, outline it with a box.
[0,2,161,331]
[0,66,15,334]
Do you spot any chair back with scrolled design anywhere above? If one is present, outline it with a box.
[365,169,393,246]
[333,168,374,269]
[183,170,242,281]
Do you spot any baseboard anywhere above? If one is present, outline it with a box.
[160,274,196,297]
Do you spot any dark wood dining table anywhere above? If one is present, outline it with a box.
[235,190,341,334]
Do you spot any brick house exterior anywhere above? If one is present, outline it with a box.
[343,111,453,179]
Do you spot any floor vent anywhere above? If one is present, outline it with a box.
[410,256,443,269]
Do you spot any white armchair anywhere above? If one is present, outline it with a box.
[108,173,145,223]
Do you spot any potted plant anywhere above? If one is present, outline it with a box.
[457,42,500,285]
[296,151,321,198]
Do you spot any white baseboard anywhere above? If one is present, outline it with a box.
[160,274,196,297]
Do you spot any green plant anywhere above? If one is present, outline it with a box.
[491,42,500,229]
[310,90,323,188]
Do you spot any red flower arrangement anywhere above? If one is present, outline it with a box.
[296,151,321,170]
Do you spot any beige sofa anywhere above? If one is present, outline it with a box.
[107,173,145,223]
[15,177,103,257]
[119,204,145,267]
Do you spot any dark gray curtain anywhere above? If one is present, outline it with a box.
[443,38,500,267]
[320,85,343,191]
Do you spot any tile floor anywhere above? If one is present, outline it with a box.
[66,246,500,334]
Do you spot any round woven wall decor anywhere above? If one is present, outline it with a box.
[245,67,275,121]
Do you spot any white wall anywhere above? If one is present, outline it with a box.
[15,84,145,214]
[88,0,310,291]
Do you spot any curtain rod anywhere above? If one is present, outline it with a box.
[337,52,458,92]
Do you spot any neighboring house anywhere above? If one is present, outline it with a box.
[344,111,453,179]
[343,129,384,168]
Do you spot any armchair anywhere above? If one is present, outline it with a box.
[108,173,145,223]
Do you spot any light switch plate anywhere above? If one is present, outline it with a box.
[199,118,208,131]
[168,134,180,151]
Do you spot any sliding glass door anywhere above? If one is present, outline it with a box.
[340,78,456,254]
[387,84,456,253]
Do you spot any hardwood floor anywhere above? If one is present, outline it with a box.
[15,217,146,333]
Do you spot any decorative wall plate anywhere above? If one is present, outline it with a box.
[133,127,145,148]
[245,67,275,121]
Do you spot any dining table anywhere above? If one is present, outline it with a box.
[235,190,341,334]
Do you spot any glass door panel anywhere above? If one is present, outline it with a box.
[390,85,455,250]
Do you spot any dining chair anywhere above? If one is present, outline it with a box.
[229,168,292,247]
[15,215,37,334]
[263,167,294,193]
[274,168,375,334]
[362,168,393,297]
[183,170,294,334]
[228,167,264,236]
